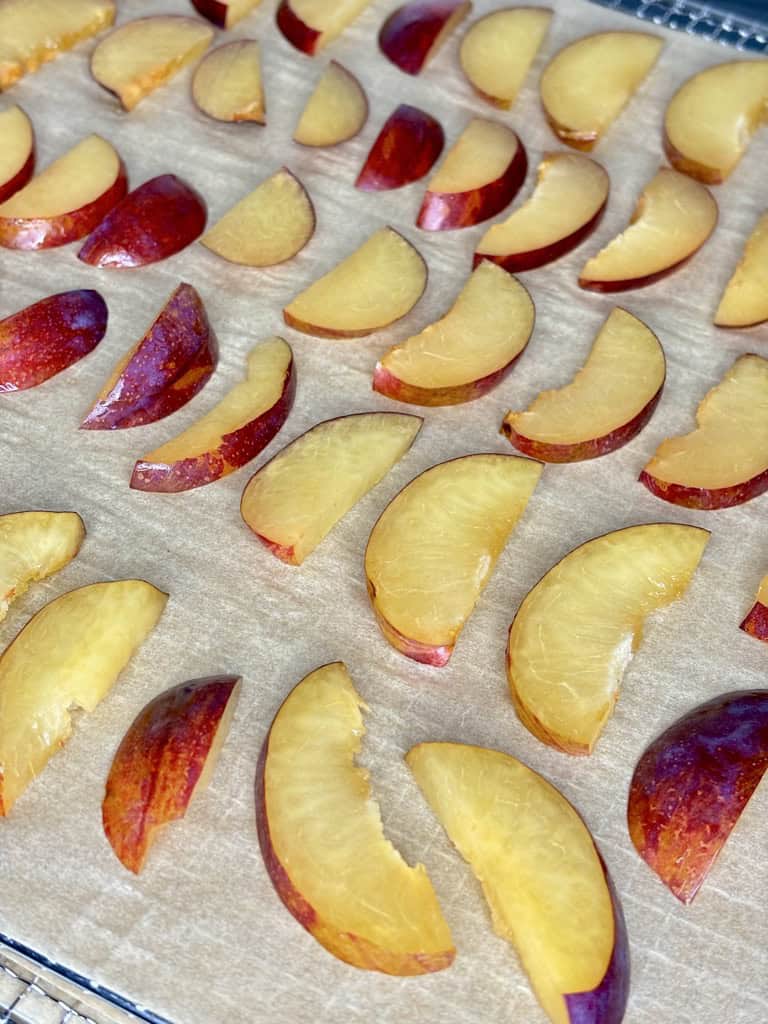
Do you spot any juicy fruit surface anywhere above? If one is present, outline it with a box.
[257,663,454,973]
[241,413,421,564]
[294,61,367,146]
[0,512,84,623]
[192,40,265,123]
[0,106,33,201]
[0,581,167,816]
[715,212,768,327]
[508,524,709,754]
[460,7,552,108]
[429,118,520,193]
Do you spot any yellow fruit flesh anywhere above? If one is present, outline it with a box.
[460,8,552,108]
[192,41,264,123]
[0,512,85,623]
[294,62,367,146]
[220,0,262,27]
[429,118,519,193]
[715,213,768,327]
[289,0,372,44]
[0,107,33,185]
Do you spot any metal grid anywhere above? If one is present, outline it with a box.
[591,0,768,51]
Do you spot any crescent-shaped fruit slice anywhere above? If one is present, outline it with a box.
[459,7,552,109]
[540,31,663,150]
[640,354,768,509]
[579,168,717,292]
[0,580,167,816]
[256,662,454,973]
[741,574,768,641]
[241,412,421,565]
[131,338,295,493]
[91,15,213,111]
[417,118,527,231]
[276,0,373,55]
[379,1,471,76]
[628,690,768,903]
[0,512,85,624]
[373,262,534,406]
[283,227,426,338]
[0,135,127,251]
[103,675,241,873]
[190,0,262,29]
[365,454,542,666]
[501,308,665,462]
[293,61,368,147]
[507,524,710,755]
[475,152,609,273]
[664,61,768,184]
[0,106,35,205]
[356,104,444,191]
[714,212,768,328]
[192,40,265,124]
[408,743,630,1024]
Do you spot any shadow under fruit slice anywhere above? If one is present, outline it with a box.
[355,104,444,192]
[256,662,454,973]
[0,511,85,624]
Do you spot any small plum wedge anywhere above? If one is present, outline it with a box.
[0,290,108,392]
[379,2,471,76]
[507,524,709,755]
[256,662,455,973]
[0,512,85,624]
[131,338,295,493]
[356,104,444,191]
[241,412,421,564]
[103,675,241,873]
[502,308,665,462]
[374,262,534,406]
[190,0,262,29]
[294,62,368,147]
[640,354,768,509]
[276,0,373,55]
[741,574,768,641]
[0,106,35,205]
[192,40,265,124]
[0,580,167,816]
[365,454,542,666]
[81,283,217,430]
[715,213,768,328]
[460,7,552,109]
[409,742,629,1024]
[628,690,768,904]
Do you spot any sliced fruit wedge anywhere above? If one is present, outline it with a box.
[640,354,768,509]
[91,15,214,111]
[741,574,768,641]
[293,61,367,147]
[365,454,542,666]
[0,135,127,250]
[0,106,35,205]
[664,61,768,184]
[579,168,717,292]
[714,212,768,328]
[201,169,314,268]
[379,1,471,76]
[103,675,241,873]
[276,0,373,55]
[356,104,444,191]
[241,412,421,564]
[0,580,167,816]
[0,512,85,624]
[256,662,454,973]
[283,227,427,338]
[81,283,217,430]
[131,337,295,493]
[475,152,609,273]
[192,40,265,124]
[374,262,534,406]
[628,690,768,903]
[507,524,709,755]
[408,742,629,1024]
[502,307,665,462]
[459,7,552,109]
[540,31,663,150]
[417,118,527,231]
[190,0,262,29]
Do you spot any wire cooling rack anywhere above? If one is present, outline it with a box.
[590,0,768,50]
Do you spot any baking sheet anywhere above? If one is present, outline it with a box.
[1,1,767,1022]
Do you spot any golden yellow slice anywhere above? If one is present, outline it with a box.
[0,511,85,622]
[715,213,768,327]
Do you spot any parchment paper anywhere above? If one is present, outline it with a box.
[1,1,767,1022]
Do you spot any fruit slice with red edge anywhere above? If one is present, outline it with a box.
[0,580,167,816]
[640,355,768,509]
[374,262,533,406]
[103,675,241,873]
[190,0,261,29]
[379,2,471,76]
[459,7,551,109]
[408,742,630,1024]
[365,454,542,667]
[475,152,609,273]
[241,412,421,565]
[664,61,768,184]
[294,62,367,147]
[741,574,768,641]
[201,169,314,268]
[276,0,373,55]
[256,662,454,973]
[355,104,444,191]
[579,168,717,292]
[131,338,295,493]
[78,175,206,269]
[0,106,35,205]
[91,16,213,111]
[192,40,265,124]
[284,227,426,338]
[714,212,768,328]
[502,308,664,462]
[0,0,115,91]
[81,283,217,431]
[628,690,768,904]
[0,135,127,251]
[540,31,663,150]
[0,290,108,393]
[0,512,85,624]
[507,524,709,755]
[417,118,527,231]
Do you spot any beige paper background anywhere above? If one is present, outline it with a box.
[1,1,767,1022]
